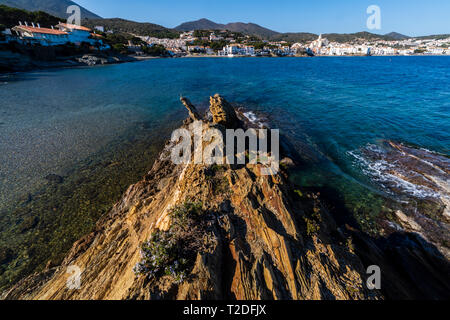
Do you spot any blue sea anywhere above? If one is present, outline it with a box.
[1,56,449,219]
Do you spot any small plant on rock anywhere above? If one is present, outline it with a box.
[134,202,209,284]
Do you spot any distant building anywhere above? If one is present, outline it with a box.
[209,33,223,41]
[244,45,255,56]
[310,34,329,50]
[224,44,241,56]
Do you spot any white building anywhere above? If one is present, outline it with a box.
[56,23,96,45]
[224,44,241,56]
[244,46,255,56]
[12,23,70,46]
[11,22,108,49]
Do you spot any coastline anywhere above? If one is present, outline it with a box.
[2,51,449,74]
[0,50,149,74]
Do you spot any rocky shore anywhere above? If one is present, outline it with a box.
[2,95,449,300]
[0,49,138,73]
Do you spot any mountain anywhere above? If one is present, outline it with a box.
[175,18,279,39]
[82,18,179,39]
[0,4,61,28]
[175,19,428,42]
[270,32,318,42]
[223,22,279,39]
[384,32,410,40]
[271,31,417,43]
[417,34,450,40]
[0,0,101,20]
[175,18,224,31]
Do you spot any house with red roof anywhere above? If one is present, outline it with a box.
[56,23,95,45]
[11,22,109,50]
[12,23,69,46]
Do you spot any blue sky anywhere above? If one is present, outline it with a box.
[75,0,450,36]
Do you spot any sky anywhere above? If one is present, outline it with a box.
[75,0,450,36]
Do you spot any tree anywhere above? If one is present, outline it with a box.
[143,44,168,56]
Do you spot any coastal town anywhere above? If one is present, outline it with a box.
[1,20,449,58]
[140,30,450,57]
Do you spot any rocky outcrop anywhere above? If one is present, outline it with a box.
[2,94,380,300]
[180,97,202,121]
[209,94,239,128]
[0,45,136,73]
[2,95,449,300]
[357,140,450,260]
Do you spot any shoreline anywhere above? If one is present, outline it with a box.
[2,51,449,75]
[0,50,151,74]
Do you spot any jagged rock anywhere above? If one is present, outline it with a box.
[77,55,109,66]
[209,94,239,128]
[0,95,379,300]
[180,97,201,121]
[1,95,411,301]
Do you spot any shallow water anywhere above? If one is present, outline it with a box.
[0,56,449,218]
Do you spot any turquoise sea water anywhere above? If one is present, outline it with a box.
[0,56,449,220]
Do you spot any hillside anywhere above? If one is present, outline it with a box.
[270,32,318,42]
[224,22,279,39]
[82,18,179,39]
[384,32,410,40]
[322,32,395,43]
[271,31,413,43]
[175,18,279,39]
[174,19,440,43]
[0,0,101,20]
[417,34,450,40]
[175,18,224,31]
[0,4,62,28]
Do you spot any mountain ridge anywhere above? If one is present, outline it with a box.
[82,18,179,39]
[175,18,279,39]
[174,18,448,42]
[384,32,410,40]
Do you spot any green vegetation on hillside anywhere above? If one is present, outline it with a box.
[135,202,210,284]
[143,44,168,56]
[270,31,410,43]
[0,4,63,29]
[82,18,180,39]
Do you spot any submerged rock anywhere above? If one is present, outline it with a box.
[44,174,64,184]
[354,140,450,259]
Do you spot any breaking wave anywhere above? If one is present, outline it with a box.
[348,141,450,201]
